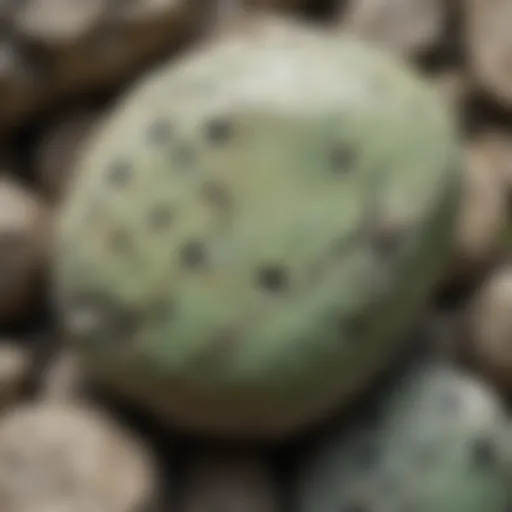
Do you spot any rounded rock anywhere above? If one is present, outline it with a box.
[0,0,211,133]
[55,26,462,438]
[447,137,508,284]
[0,402,157,512]
[340,0,447,57]
[465,0,512,107]
[295,356,512,512]
[464,264,512,391]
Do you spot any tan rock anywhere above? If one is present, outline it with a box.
[340,0,446,57]
[448,137,507,283]
[465,0,512,107]
[0,402,157,512]
[0,0,212,132]
[209,9,316,44]
[463,264,512,390]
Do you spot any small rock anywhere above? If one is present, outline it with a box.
[14,0,106,45]
[447,137,507,284]
[0,177,49,321]
[470,130,512,191]
[0,0,212,133]
[36,107,101,201]
[340,0,446,57]
[182,451,280,512]
[209,9,316,43]
[0,402,158,512]
[464,264,512,391]
[465,0,512,108]
[294,354,512,512]
[0,344,30,410]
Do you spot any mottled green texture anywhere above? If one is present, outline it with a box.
[295,356,512,512]
[54,26,462,438]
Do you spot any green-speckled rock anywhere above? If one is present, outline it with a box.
[295,355,512,512]
[54,25,462,438]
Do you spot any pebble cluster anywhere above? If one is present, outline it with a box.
[0,1,511,511]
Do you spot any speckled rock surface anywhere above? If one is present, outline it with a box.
[295,354,512,512]
[54,25,462,439]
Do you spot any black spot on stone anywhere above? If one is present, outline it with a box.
[201,181,231,210]
[329,145,355,174]
[181,240,207,269]
[257,265,289,293]
[107,160,132,187]
[147,118,173,145]
[109,228,132,254]
[148,205,173,231]
[470,437,496,468]
[205,118,232,144]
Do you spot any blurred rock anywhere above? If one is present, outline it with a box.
[0,177,49,321]
[209,8,316,43]
[465,0,512,108]
[447,136,507,284]
[0,402,158,512]
[0,344,30,411]
[36,107,102,202]
[0,0,213,132]
[340,0,446,57]
[182,451,280,512]
[470,130,512,191]
[463,264,512,391]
